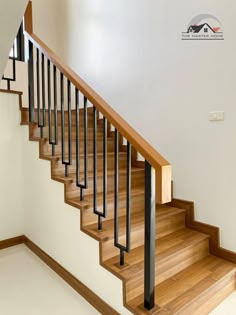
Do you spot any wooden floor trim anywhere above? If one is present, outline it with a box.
[0,88,23,95]
[168,198,236,265]
[0,235,25,250]
[0,236,119,315]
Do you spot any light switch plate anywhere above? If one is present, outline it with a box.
[208,111,224,121]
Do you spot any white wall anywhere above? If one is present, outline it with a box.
[31,0,236,252]
[0,93,25,239]
[0,0,28,77]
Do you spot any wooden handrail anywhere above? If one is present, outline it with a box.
[24,1,171,204]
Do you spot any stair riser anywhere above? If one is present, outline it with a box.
[126,239,209,302]
[156,213,186,240]
[102,212,186,261]
[22,109,97,126]
[65,170,145,198]
[30,125,104,140]
[102,230,144,262]
[81,193,145,226]
[51,155,127,176]
[40,138,115,155]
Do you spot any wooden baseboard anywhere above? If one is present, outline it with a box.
[0,88,23,95]
[0,235,25,250]
[0,235,119,315]
[24,237,120,315]
[168,198,236,264]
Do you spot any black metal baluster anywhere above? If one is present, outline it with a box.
[48,60,52,146]
[41,53,46,137]
[93,107,98,227]
[2,19,24,89]
[48,64,58,156]
[75,88,80,192]
[36,50,46,137]
[2,30,21,90]
[3,43,16,90]
[16,22,25,62]
[114,134,131,266]
[60,73,65,169]
[36,48,40,127]
[114,129,120,260]
[6,79,10,91]
[144,161,156,310]
[83,96,88,199]
[28,40,34,122]
[75,91,88,200]
[60,75,72,176]
[66,79,72,176]
[12,42,16,82]
[52,65,58,155]
[126,142,131,254]
[93,110,108,230]
[103,117,108,224]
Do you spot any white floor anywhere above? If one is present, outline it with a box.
[210,292,236,315]
[0,245,101,315]
[0,245,236,315]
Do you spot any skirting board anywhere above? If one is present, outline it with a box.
[168,198,236,265]
[0,236,120,315]
[0,235,25,250]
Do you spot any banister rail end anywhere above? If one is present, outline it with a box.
[156,164,172,204]
[24,1,33,34]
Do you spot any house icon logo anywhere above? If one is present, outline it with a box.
[182,14,224,40]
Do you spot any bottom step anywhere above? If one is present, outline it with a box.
[129,255,236,315]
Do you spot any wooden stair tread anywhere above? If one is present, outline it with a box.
[71,151,126,158]
[43,151,127,161]
[155,204,186,220]
[105,228,209,276]
[84,206,185,242]
[28,107,95,114]
[129,255,236,314]
[51,174,73,184]
[104,228,209,301]
[69,186,144,209]
[52,166,143,182]
[33,130,105,140]
[40,136,116,156]
[42,136,114,144]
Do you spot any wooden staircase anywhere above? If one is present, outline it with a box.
[19,105,236,315]
[2,1,236,314]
